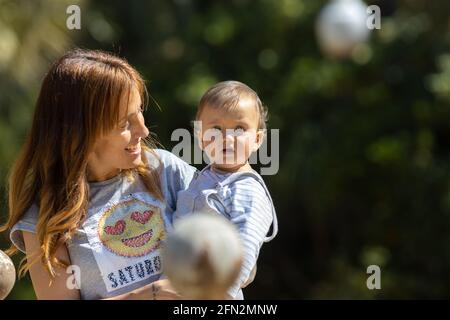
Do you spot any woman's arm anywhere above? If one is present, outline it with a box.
[23,231,81,300]
[23,231,180,300]
[104,279,180,300]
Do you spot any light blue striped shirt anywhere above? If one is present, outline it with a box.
[174,165,278,299]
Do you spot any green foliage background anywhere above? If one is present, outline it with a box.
[1,0,449,299]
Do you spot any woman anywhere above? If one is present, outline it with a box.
[0,49,197,299]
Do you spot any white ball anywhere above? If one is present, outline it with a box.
[316,0,370,59]
[0,250,16,300]
[162,213,243,299]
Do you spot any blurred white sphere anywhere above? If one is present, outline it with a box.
[0,250,16,300]
[162,213,242,299]
[316,0,370,59]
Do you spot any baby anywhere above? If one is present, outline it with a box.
[173,80,278,299]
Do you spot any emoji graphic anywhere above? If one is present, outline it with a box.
[98,198,165,257]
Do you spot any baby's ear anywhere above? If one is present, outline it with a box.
[194,128,204,151]
[252,129,265,152]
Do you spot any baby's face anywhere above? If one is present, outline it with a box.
[198,97,263,172]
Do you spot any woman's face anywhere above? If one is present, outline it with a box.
[87,87,149,182]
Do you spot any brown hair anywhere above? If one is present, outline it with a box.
[196,81,268,130]
[0,49,163,277]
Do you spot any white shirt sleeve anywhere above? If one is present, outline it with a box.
[219,176,274,299]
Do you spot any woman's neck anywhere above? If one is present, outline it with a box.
[86,167,122,182]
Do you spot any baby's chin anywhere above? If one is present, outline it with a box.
[205,151,250,172]
[211,159,249,173]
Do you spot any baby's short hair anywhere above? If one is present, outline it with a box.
[197,80,268,130]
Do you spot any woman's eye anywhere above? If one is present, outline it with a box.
[234,127,245,135]
[120,121,130,129]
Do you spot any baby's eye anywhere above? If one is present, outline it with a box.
[203,127,222,141]
[234,126,245,135]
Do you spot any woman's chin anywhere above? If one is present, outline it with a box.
[120,157,143,170]
[123,148,144,166]
[130,156,143,167]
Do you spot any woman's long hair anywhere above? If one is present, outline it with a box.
[0,49,163,278]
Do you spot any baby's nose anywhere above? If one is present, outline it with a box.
[224,129,235,139]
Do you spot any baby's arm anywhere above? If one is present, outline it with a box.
[219,177,274,299]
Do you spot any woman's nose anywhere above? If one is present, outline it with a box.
[136,117,149,139]
[142,125,149,139]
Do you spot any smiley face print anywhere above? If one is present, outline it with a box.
[97,198,166,257]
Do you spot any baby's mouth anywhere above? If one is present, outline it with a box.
[222,148,234,154]
[121,230,153,247]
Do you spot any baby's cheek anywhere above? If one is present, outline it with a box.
[205,137,223,151]
[242,137,256,159]
[238,136,252,149]
[202,140,216,159]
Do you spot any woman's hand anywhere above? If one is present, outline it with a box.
[107,278,181,300]
[148,278,181,300]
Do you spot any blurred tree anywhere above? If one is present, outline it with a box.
[0,0,82,299]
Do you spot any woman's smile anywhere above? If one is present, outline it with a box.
[125,143,141,156]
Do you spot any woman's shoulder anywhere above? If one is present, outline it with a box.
[144,148,175,165]
[144,148,198,184]
[144,148,199,206]
[14,203,39,225]
[10,203,39,253]
[154,148,182,164]
[145,148,195,171]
